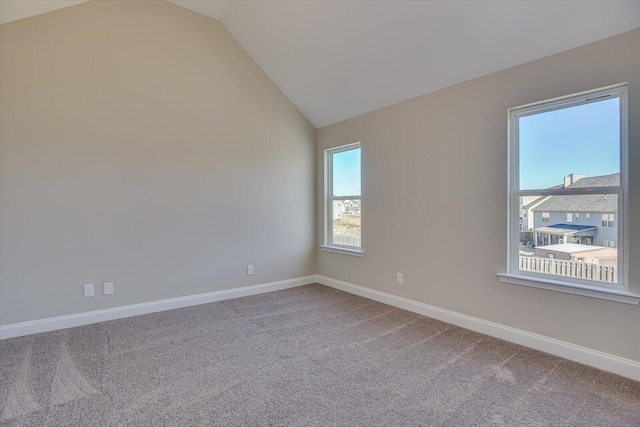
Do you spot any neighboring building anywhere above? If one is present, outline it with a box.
[521,195,551,232]
[519,177,580,232]
[534,243,617,266]
[333,199,361,223]
[342,199,361,215]
[531,173,619,248]
[333,201,345,220]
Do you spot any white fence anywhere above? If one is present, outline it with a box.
[333,234,361,247]
[519,255,617,283]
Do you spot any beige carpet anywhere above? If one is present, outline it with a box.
[1,284,639,426]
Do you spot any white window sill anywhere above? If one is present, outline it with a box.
[497,273,640,305]
[319,245,365,257]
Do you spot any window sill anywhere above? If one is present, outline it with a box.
[319,245,365,257]
[497,273,640,305]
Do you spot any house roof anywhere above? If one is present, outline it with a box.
[534,224,598,236]
[522,184,565,210]
[563,173,620,189]
[533,174,619,213]
[535,243,608,253]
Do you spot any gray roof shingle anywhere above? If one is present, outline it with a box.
[532,174,619,213]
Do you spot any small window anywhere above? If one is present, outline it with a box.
[586,213,590,221]
[602,214,615,227]
[602,240,615,248]
[505,84,628,294]
[323,143,362,254]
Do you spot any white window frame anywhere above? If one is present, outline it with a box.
[320,142,364,257]
[499,83,639,305]
[566,213,573,223]
[602,213,615,227]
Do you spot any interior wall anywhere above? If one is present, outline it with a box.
[317,29,640,362]
[0,0,316,325]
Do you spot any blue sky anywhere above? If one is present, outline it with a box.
[333,148,361,196]
[519,98,620,190]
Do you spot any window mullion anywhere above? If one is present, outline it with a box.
[517,187,621,197]
[331,195,361,201]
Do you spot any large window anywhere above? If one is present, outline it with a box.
[501,84,636,303]
[322,143,362,255]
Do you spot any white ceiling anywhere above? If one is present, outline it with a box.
[2,1,639,128]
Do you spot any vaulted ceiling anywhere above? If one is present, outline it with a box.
[2,1,639,128]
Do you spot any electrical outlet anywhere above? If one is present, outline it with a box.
[396,273,404,285]
[247,265,254,276]
[104,282,114,295]
[84,284,94,298]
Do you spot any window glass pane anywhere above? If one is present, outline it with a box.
[332,148,361,197]
[332,199,361,248]
[519,194,618,284]
[518,98,620,191]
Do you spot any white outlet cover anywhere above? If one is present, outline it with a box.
[104,282,114,295]
[247,265,254,276]
[397,273,404,285]
[84,284,94,298]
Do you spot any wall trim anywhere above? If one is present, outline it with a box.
[0,275,316,340]
[316,275,640,382]
[4,273,638,381]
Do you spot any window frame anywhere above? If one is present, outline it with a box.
[320,142,364,257]
[499,83,639,305]
[602,214,615,227]
[602,240,615,248]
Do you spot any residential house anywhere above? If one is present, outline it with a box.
[531,174,619,248]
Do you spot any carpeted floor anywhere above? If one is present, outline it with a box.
[1,284,639,426]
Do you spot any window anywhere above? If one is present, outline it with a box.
[602,240,615,248]
[586,213,590,221]
[602,214,615,227]
[575,213,580,221]
[501,84,634,303]
[322,143,362,256]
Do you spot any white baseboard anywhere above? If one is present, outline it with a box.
[317,275,640,382]
[0,276,316,340]
[4,274,638,381]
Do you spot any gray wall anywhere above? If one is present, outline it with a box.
[1,0,638,364]
[317,29,640,362]
[0,0,316,325]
